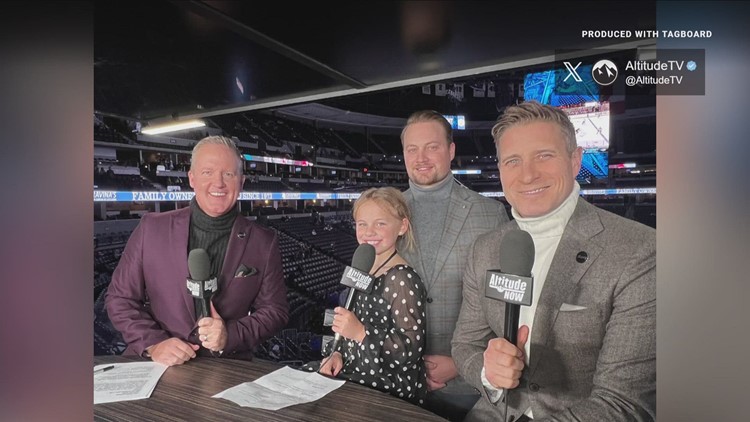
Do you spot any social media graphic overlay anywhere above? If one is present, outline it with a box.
[591,59,618,86]
[640,48,705,95]
[563,61,584,82]
[555,49,705,96]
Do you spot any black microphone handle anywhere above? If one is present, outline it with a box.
[196,280,215,320]
[502,304,520,422]
[504,303,520,345]
[330,288,357,353]
[195,297,206,320]
[200,296,210,319]
[342,287,356,309]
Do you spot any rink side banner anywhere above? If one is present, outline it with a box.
[94,188,655,202]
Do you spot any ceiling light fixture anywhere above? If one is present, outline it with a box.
[141,119,206,135]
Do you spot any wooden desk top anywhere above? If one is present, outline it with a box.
[94,356,446,422]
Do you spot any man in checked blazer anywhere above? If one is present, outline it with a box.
[106,136,288,366]
[452,101,655,421]
[399,110,509,421]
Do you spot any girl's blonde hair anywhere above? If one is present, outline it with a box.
[352,187,415,252]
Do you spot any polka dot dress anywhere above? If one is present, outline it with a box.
[307,265,427,405]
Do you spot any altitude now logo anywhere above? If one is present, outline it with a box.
[485,271,533,306]
[340,267,374,293]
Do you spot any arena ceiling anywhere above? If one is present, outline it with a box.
[95,1,656,126]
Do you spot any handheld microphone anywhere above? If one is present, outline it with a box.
[485,230,535,345]
[330,243,376,353]
[186,248,218,320]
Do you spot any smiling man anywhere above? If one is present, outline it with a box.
[399,110,508,421]
[106,136,288,366]
[452,101,656,421]
[188,141,245,218]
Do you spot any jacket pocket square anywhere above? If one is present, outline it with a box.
[559,303,587,312]
[235,265,258,278]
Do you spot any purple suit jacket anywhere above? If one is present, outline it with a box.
[105,207,289,360]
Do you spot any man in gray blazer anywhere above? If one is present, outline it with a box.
[106,136,288,366]
[452,101,655,421]
[400,110,508,421]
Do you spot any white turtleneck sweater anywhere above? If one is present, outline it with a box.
[481,183,581,416]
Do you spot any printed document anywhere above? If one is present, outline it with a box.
[94,362,168,404]
[213,366,345,410]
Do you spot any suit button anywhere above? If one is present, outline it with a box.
[529,382,540,392]
[426,297,433,303]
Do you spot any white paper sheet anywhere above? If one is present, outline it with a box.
[94,362,168,404]
[213,366,345,410]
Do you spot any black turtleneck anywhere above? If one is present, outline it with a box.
[188,198,238,279]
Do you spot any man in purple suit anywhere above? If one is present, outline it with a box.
[106,136,288,366]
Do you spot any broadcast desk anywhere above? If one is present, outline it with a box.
[94,356,447,422]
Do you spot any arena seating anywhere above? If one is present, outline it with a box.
[268,217,358,265]
[92,108,657,361]
[243,176,292,192]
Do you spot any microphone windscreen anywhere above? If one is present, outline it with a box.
[351,243,376,273]
[188,248,211,281]
[498,230,535,277]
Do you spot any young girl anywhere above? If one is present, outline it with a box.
[315,187,427,404]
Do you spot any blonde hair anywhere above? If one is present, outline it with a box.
[352,187,415,252]
[491,100,578,156]
[191,135,244,174]
[400,109,453,145]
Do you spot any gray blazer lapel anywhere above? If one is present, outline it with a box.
[528,200,604,377]
[431,185,470,285]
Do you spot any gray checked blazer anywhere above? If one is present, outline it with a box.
[452,199,656,422]
[401,180,508,364]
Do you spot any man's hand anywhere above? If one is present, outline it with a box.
[424,354,459,391]
[319,352,344,377]
[483,325,529,389]
[197,301,227,352]
[331,306,365,343]
[147,338,200,366]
